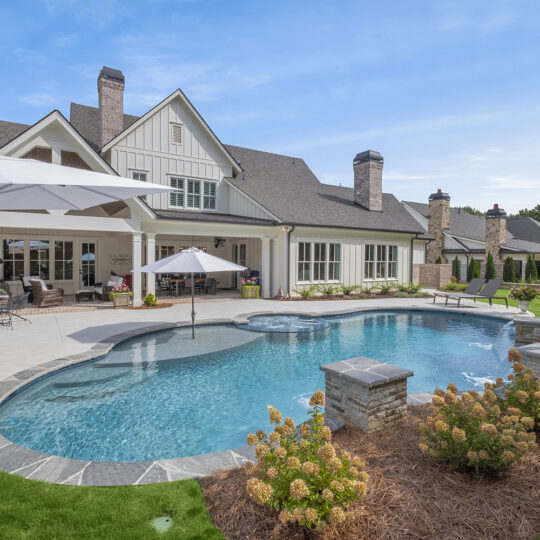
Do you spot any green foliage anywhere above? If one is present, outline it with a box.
[503,257,516,282]
[467,258,480,281]
[293,285,317,300]
[443,282,468,291]
[246,391,368,528]
[462,206,484,216]
[452,256,461,281]
[509,286,539,302]
[393,291,409,298]
[143,293,158,306]
[505,349,540,429]
[511,204,540,221]
[376,281,395,295]
[484,252,496,280]
[316,284,336,298]
[419,378,536,474]
[340,284,358,296]
[396,282,422,295]
[525,254,538,283]
[435,256,442,264]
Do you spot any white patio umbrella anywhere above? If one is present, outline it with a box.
[0,155,173,210]
[133,247,246,338]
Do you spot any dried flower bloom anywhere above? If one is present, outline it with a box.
[469,390,480,400]
[318,442,337,462]
[281,424,294,436]
[351,456,365,468]
[500,435,515,446]
[340,450,352,461]
[466,450,479,463]
[284,417,296,430]
[516,390,528,404]
[435,420,449,433]
[478,450,489,461]
[301,461,320,475]
[309,390,326,406]
[247,433,258,445]
[491,404,501,416]
[447,382,458,395]
[267,405,283,424]
[275,447,287,459]
[256,430,266,441]
[481,423,498,440]
[434,387,445,397]
[255,444,269,460]
[290,443,299,452]
[353,481,368,497]
[304,508,318,523]
[471,403,486,419]
[495,377,504,387]
[461,392,473,403]
[279,510,292,524]
[247,478,274,505]
[300,423,310,437]
[451,427,466,442]
[330,480,344,492]
[444,391,458,404]
[521,416,534,430]
[299,438,308,448]
[432,395,444,407]
[502,450,515,464]
[245,462,257,475]
[483,389,497,403]
[287,456,301,469]
[292,507,304,523]
[290,478,309,499]
[507,407,521,416]
[535,391,540,401]
[267,467,279,480]
[328,457,343,473]
[508,348,522,362]
[515,441,529,454]
[320,426,332,440]
[322,488,334,501]
[514,362,525,373]
[269,431,281,443]
[329,506,347,525]
[419,442,428,453]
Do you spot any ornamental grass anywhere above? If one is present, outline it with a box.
[244,391,368,529]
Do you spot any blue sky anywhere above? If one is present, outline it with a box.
[1,0,539,213]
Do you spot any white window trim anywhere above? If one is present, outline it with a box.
[363,243,399,281]
[166,175,218,212]
[129,169,150,181]
[170,122,183,146]
[296,240,342,284]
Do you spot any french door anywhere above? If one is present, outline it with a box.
[232,243,246,288]
[81,242,96,287]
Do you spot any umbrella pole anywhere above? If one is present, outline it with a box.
[191,272,195,339]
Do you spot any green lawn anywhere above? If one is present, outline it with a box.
[477,288,540,317]
[0,471,223,540]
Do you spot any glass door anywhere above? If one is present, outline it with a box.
[81,242,96,287]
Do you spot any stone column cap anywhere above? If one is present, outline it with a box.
[320,356,413,388]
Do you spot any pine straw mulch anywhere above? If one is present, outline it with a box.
[201,405,540,540]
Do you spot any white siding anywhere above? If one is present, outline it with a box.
[413,240,426,264]
[223,183,275,220]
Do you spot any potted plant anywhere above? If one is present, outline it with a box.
[509,286,538,313]
[110,282,132,307]
[240,277,260,299]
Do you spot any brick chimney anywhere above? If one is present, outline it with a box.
[98,66,125,147]
[427,189,450,263]
[485,204,507,264]
[353,150,383,212]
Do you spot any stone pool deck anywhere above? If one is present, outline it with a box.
[0,296,529,486]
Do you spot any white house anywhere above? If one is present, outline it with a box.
[0,66,429,305]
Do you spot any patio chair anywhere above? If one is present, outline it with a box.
[0,282,11,297]
[443,279,507,308]
[21,275,53,302]
[432,278,485,305]
[201,277,217,295]
[28,279,64,308]
[94,275,123,301]
[0,293,31,329]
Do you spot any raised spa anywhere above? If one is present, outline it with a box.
[0,310,514,462]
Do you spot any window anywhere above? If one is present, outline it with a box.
[29,240,50,280]
[203,181,216,210]
[186,179,200,209]
[156,245,175,260]
[54,241,73,280]
[132,171,148,201]
[364,244,398,280]
[81,242,96,287]
[298,242,311,282]
[171,123,183,145]
[169,177,184,207]
[297,242,341,282]
[2,239,24,281]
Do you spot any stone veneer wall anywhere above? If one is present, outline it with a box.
[485,215,506,265]
[321,357,413,433]
[353,154,383,212]
[413,263,452,289]
[427,198,450,263]
[514,317,540,378]
[98,75,125,147]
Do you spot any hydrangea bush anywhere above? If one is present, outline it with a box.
[245,391,368,529]
[419,378,537,473]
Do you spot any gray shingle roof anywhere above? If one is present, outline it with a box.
[506,216,540,243]
[154,208,275,226]
[225,145,425,234]
[0,120,30,148]
[70,103,139,150]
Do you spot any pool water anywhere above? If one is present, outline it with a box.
[0,311,514,462]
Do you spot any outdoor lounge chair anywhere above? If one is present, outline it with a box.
[28,279,64,308]
[21,275,53,302]
[432,278,486,305]
[94,275,123,301]
[0,293,31,330]
[441,279,507,308]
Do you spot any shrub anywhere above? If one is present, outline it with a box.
[419,381,536,474]
[525,254,538,283]
[393,291,409,298]
[340,284,358,296]
[484,252,496,280]
[376,282,395,295]
[435,256,442,264]
[452,257,461,281]
[503,257,516,283]
[467,258,480,281]
[509,286,539,303]
[411,291,427,297]
[245,391,368,528]
[143,293,157,306]
[444,282,468,292]
[504,349,540,429]
[317,284,336,299]
[396,282,422,295]
[293,285,317,300]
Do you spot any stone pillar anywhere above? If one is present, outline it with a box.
[132,233,142,307]
[485,204,507,265]
[98,66,125,147]
[261,237,271,298]
[427,189,450,263]
[514,317,540,378]
[145,233,156,297]
[321,357,413,433]
[353,150,383,211]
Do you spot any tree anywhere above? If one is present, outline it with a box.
[503,256,516,282]
[484,252,496,280]
[467,257,480,281]
[435,256,442,264]
[462,206,484,216]
[525,254,538,283]
[452,256,461,281]
[510,204,540,221]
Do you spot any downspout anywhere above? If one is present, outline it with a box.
[286,224,295,297]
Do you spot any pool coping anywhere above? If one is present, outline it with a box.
[0,303,531,486]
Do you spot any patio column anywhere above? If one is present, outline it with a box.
[146,233,156,297]
[261,236,271,298]
[132,232,142,307]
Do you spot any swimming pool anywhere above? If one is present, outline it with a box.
[0,310,514,462]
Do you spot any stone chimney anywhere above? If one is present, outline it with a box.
[485,204,507,264]
[427,189,450,263]
[98,66,125,147]
[353,150,383,212]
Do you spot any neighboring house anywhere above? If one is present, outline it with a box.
[0,66,427,304]
[402,191,540,279]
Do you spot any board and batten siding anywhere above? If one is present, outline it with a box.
[108,98,234,211]
[289,227,414,291]
[412,240,426,264]
[224,183,275,220]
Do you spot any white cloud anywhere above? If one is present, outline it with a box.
[17,92,58,106]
